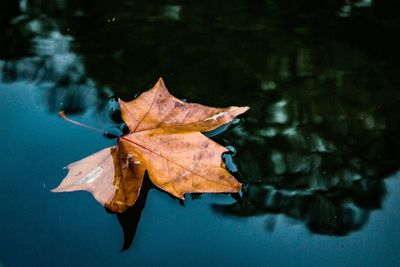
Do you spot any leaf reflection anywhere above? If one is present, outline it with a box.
[114,174,153,251]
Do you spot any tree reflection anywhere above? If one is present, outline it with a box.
[0,8,108,114]
[213,54,400,235]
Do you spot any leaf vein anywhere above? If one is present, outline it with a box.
[133,86,160,132]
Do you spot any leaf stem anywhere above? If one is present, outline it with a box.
[59,112,157,163]
[59,111,120,138]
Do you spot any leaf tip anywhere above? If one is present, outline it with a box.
[234,181,242,192]
[50,187,60,193]
[156,77,165,87]
[117,98,126,106]
[237,106,250,115]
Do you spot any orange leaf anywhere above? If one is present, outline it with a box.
[119,78,249,132]
[52,78,249,213]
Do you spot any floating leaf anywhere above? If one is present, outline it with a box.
[52,78,249,213]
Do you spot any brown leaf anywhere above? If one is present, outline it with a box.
[52,147,116,205]
[120,129,240,199]
[52,78,249,213]
[51,146,145,212]
[119,78,249,132]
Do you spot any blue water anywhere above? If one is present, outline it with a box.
[1,75,399,267]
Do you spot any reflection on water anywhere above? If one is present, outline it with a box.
[1,0,400,241]
[0,10,109,114]
[215,49,400,235]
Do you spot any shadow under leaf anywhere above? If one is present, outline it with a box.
[113,174,154,251]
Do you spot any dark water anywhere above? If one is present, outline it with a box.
[1,1,400,266]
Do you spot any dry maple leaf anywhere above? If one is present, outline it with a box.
[52,78,249,213]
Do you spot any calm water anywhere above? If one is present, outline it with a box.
[1,1,400,266]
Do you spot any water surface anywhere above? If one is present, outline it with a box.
[1,1,400,266]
